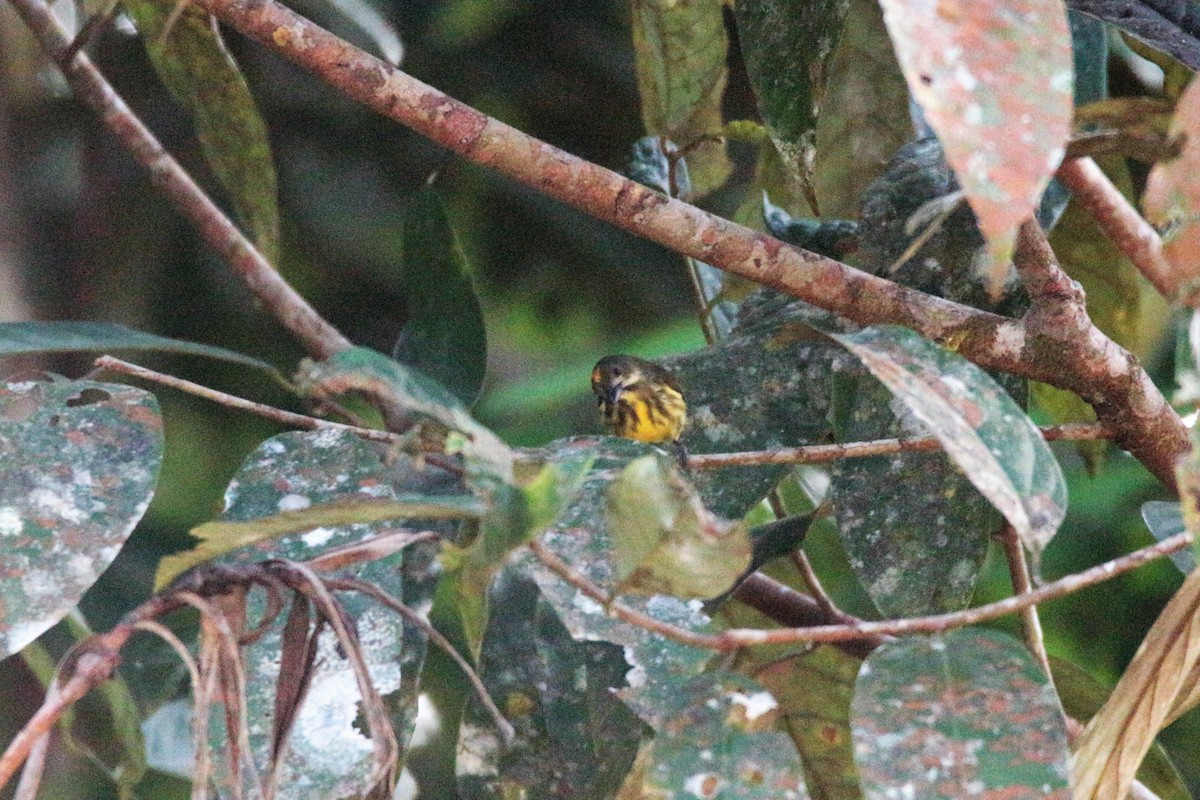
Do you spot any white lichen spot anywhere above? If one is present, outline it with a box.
[954,63,978,92]
[622,646,647,689]
[72,468,94,487]
[278,493,311,512]
[28,487,85,523]
[1051,70,1073,93]
[67,553,97,581]
[992,322,1024,360]
[310,427,345,447]
[292,671,374,769]
[302,526,337,548]
[699,749,713,762]
[572,590,604,615]
[23,568,61,598]
[1045,145,1065,171]
[262,439,287,455]
[729,691,778,721]
[963,104,983,125]
[0,507,23,537]
[684,771,723,799]
[929,638,947,652]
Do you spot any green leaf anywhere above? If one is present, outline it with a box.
[0,376,162,658]
[0,321,278,373]
[830,325,1067,565]
[734,0,850,204]
[622,673,811,799]
[515,438,718,718]
[749,646,863,800]
[392,186,488,406]
[878,0,1073,293]
[852,629,1072,799]
[122,0,280,263]
[457,568,647,800]
[631,0,731,195]
[606,455,750,599]
[813,0,912,219]
[829,370,997,617]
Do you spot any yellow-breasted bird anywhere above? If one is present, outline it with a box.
[591,355,687,445]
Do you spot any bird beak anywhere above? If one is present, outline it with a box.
[604,385,622,406]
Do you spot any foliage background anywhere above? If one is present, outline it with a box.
[0,0,1192,796]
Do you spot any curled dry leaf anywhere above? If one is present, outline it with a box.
[1071,566,1200,800]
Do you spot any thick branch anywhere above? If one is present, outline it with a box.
[191,0,1188,489]
[7,0,352,360]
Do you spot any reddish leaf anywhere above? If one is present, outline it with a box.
[1144,74,1200,304]
[878,0,1073,292]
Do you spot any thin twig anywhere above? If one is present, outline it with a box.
[529,532,1193,651]
[687,422,1112,469]
[998,524,1054,684]
[330,576,516,748]
[1056,156,1176,300]
[7,0,352,360]
[12,724,50,800]
[94,356,466,476]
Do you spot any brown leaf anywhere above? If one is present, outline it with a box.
[1071,566,1200,799]
[1143,75,1200,304]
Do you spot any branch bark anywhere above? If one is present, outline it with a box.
[191,0,1189,490]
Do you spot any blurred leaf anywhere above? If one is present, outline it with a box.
[392,186,488,406]
[1144,73,1200,303]
[751,646,863,800]
[122,0,280,263]
[194,428,450,799]
[445,453,593,654]
[1123,33,1194,102]
[155,494,482,588]
[831,325,1067,566]
[0,376,162,658]
[456,568,647,800]
[631,0,730,195]
[1071,10,1109,106]
[813,0,912,219]
[877,0,1073,293]
[320,0,402,64]
[852,629,1071,799]
[1051,657,1193,800]
[619,672,811,799]
[1142,500,1194,575]
[22,613,149,797]
[1073,566,1200,799]
[607,454,751,600]
[0,321,278,373]
[763,195,859,260]
[1068,1,1200,71]
[734,0,851,208]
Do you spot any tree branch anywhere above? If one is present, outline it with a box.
[190,0,1189,490]
[7,0,352,361]
[1056,156,1177,300]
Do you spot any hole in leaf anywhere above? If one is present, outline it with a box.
[66,388,112,407]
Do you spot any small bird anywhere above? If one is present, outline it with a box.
[591,354,687,445]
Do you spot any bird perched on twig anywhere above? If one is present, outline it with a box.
[591,354,688,464]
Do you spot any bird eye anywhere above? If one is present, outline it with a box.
[611,367,622,377]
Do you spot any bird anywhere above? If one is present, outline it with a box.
[590,354,687,446]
